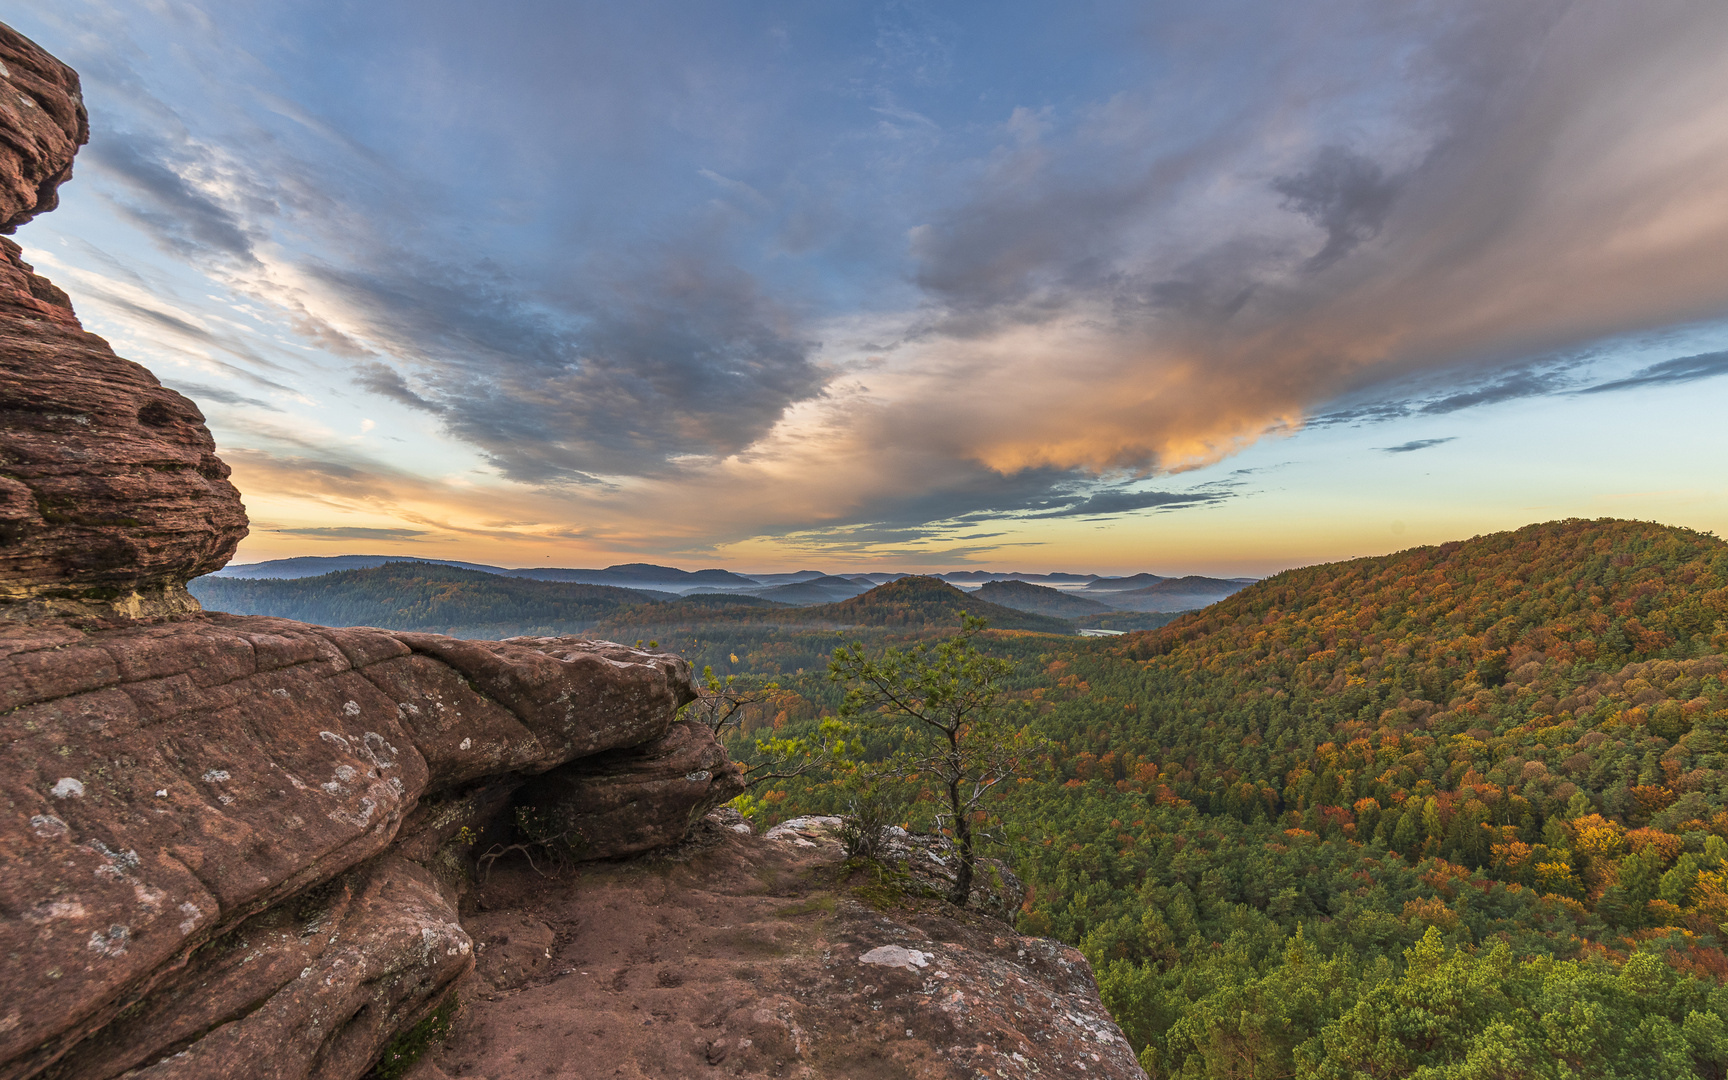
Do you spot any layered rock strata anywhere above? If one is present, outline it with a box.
[0,24,86,233]
[517,709,746,861]
[0,23,247,619]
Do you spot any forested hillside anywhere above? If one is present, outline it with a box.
[721,519,1728,1077]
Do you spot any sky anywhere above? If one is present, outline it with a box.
[10,0,1728,576]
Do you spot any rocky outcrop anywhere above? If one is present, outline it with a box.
[0,226,250,619]
[0,616,714,1079]
[0,24,86,233]
[0,25,245,620]
[405,813,1148,1080]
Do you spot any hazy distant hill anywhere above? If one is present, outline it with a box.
[590,576,1073,636]
[743,575,874,605]
[743,570,830,587]
[790,577,1072,632]
[943,571,1102,584]
[1080,572,1167,591]
[189,563,671,637]
[208,554,510,579]
[505,563,758,587]
[193,565,1072,639]
[213,556,759,588]
[973,579,1113,618]
[1092,574,1250,611]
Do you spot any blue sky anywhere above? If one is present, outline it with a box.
[11,0,1728,574]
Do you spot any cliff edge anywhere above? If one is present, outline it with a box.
[408,815,1146,1080]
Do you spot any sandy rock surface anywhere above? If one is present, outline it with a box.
[409,817,1146,1080]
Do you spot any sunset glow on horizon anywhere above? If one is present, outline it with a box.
[11,1,1728,576]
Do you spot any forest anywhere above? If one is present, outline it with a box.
[680,519,1728,1078]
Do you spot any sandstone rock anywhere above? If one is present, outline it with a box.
[764,816,1027,921]
[0,23,87,232]
[0,234,250,618]
[0,616,694,1079]
[465,912,556,992]
[764,815,844,846]
[514,713,745,860]
[39,855,469,1080]
[0,22,245,619]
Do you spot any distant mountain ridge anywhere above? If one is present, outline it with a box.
[1095,574,1253,612]
[191,566,1076,636]
[206,555,1258,622]
[214,554,1253,591]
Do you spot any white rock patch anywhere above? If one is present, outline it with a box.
[859,945,933,972]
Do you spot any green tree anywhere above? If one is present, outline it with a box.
[829,614,1046,905]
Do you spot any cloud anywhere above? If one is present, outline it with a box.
[1380,437,1456,454]
[84,132,263,262]
[1271,146,1405,270]
[271,526,429,541]
[1579,349,1728,395]
[164,381,282,411]
[1418,371,1567,415]
[25,0,1728,562]
[315,248,824,483]
[1018,488,1232,519]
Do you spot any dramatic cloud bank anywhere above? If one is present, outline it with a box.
[12,0,1728,569]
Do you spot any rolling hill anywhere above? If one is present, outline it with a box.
[205,554,510,579]
[1098,574,1250,612]
[792,576,1072,632]
[1081,572,1167,591]
[743,575,875,604]
[973,578,1113,618]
